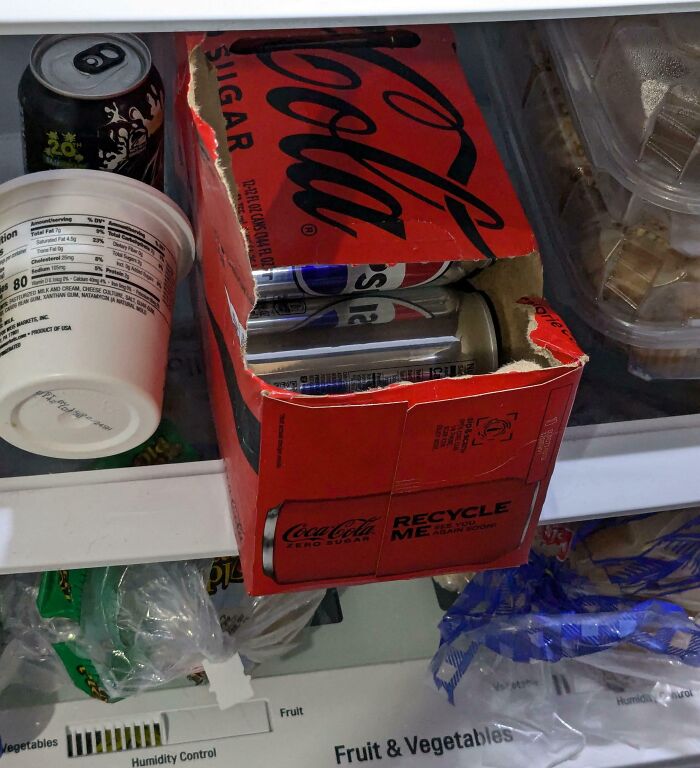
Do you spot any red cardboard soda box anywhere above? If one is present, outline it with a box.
[180,26,587,594]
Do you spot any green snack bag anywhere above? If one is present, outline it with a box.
[53,643,111,702]
[38,566,127,703]
[90,418,199,470]
[37,569,87,622]
[44,562,228,703]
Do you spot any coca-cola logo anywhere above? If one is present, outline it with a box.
[255,40,504,259]
[207,30,506,260]
[282,517,379,543]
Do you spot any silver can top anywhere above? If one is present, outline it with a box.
[30,34,152,100]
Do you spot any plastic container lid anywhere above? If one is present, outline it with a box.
[476,21,700,381]
[545,15,700,216]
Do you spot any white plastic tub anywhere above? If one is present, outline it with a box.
[0,170,194,458]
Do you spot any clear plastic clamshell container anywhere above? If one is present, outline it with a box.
[481,17,700,380]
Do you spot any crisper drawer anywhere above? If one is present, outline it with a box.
[0,578,698,768]
[6,662,699,768]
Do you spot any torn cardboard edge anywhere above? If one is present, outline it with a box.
[187,42,585,395]
[258,360,579,413]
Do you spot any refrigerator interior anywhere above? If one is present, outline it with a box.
[0,26,699,482]
[3,24,700,579]
[1,19,700,768]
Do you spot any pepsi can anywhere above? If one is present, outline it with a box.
[253,261,482,300]
[245,288,499,394]
[246,286,462,335]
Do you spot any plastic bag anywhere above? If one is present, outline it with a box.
[433,553,700,700]
[432,646,585,768]
[0,574,74,698]
[1,559,325,703]
[431,511,700,758]
[568,511,700,614]
[35,561,230,702]
[226,591,325,665]
[433,512,700,702]
[434,645,700,759]
[206,556,325,666]
[554,650,700,750]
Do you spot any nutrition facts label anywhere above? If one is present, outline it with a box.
[0,213,177,360]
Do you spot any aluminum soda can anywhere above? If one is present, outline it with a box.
[246,285,463,335]
[245,288,499,394]
[253,260,483,299]
[19,34,164,189]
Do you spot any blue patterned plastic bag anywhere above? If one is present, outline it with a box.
[432,512,700,704]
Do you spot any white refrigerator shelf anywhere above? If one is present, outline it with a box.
[1,0,700,34]
[2,413,700,574]
[0,460,234,574]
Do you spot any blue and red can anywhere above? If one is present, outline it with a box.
[253,261,482,300]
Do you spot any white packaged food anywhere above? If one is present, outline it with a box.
[0,169,194,458]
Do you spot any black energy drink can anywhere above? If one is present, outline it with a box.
[245,288,499,394]
[19,34,164,189]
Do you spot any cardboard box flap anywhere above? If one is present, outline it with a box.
[393,373,577,493]
[258,396,408,501]
[188,27,536,271]
[250,353,579,589]
[256,363,578,499]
